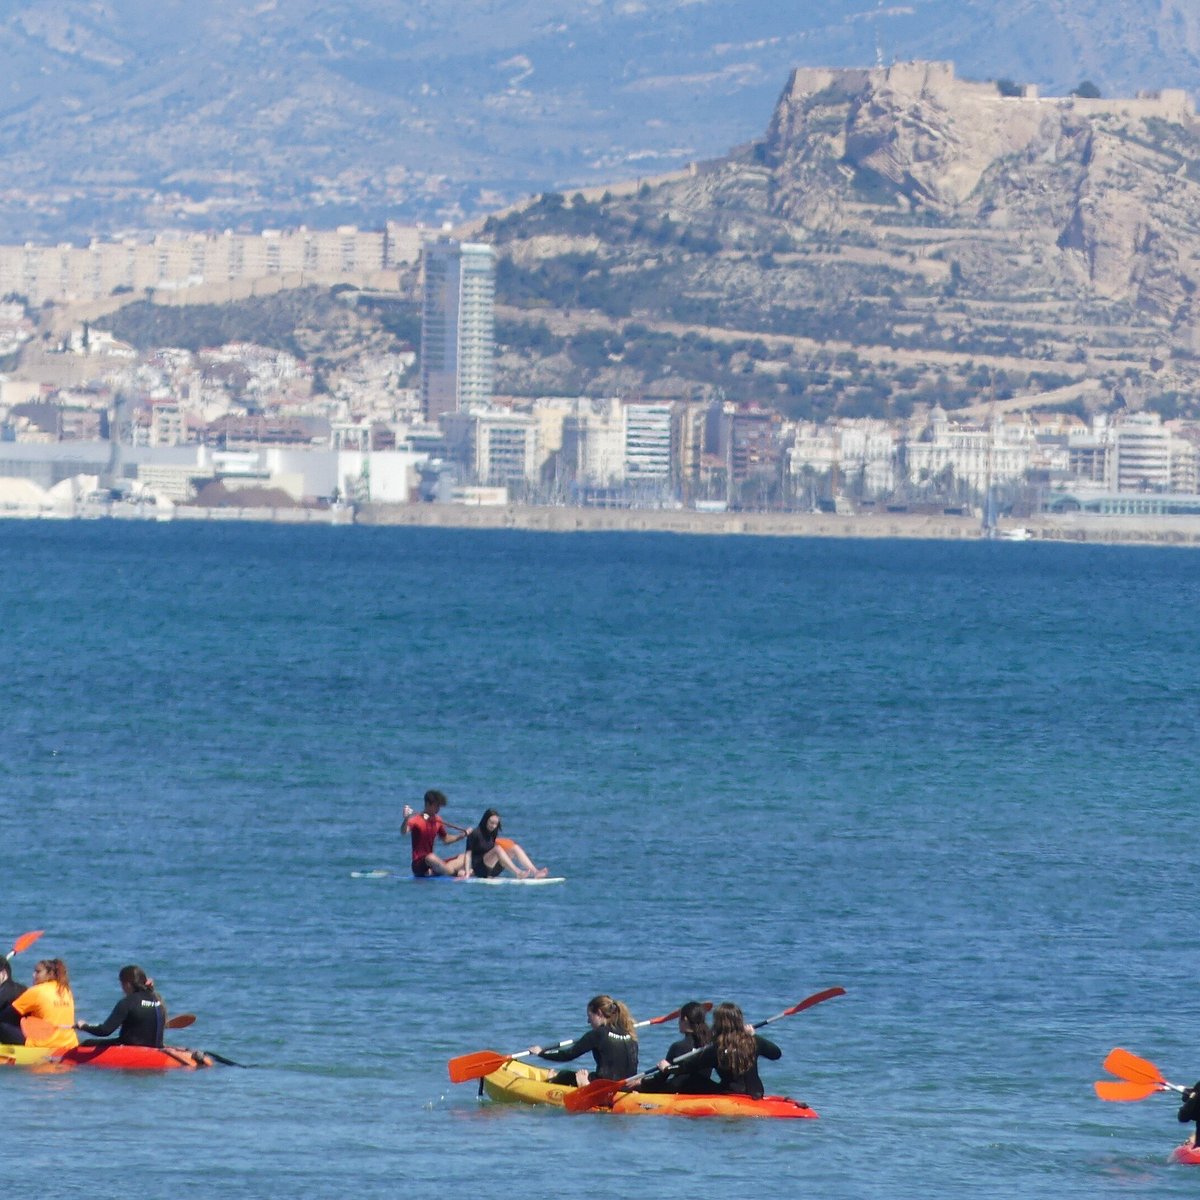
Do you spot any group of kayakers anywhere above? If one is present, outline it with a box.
[531,994,783,1099]
[403,789,549,879]
[0,954,168,1051]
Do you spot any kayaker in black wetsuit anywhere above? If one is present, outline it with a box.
[465,808,549,879]
[639,1000,716,1094]
[75,965,165,1048]
[688,1001,782,1099]
[0,958,24,1015]
[1179,1080,1200,1145]
[530,994,638,1087]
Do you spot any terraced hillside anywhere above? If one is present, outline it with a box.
[479,62,1200,421]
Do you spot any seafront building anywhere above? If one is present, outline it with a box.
[420,240,497,421]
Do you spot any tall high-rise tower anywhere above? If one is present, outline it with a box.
[420,239,496,421]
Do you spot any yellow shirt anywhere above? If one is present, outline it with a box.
[12,980,79,1051]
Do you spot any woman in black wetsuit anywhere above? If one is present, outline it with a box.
[690,1001,782,1099]
[640,1000,715,1094]
[465,809,548,879]
[75,965,165,1047]
[530,994,638,1087]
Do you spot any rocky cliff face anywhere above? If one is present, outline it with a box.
[762,61,1200,323]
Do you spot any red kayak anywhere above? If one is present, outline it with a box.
[58,1044,214,1070]
[1171,1143,1200,1165]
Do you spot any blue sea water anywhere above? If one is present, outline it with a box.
[3,521,1200,1197]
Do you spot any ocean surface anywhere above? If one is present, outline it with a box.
[4,521,1200,1197]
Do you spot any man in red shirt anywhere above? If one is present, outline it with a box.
[403,789,468,877]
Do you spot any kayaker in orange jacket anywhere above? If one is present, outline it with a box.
[0,958,78,1052]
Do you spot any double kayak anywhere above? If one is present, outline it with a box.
[481,1059,818,1119]
[1,1042,214,1070]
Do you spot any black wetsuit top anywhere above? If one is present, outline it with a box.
[78,992,165,1047]
[0,977,24,1023]
[640,1032,716,1094]
[691,1035,781,1099]
[467,828,504,878]
[538,1026,638,1081]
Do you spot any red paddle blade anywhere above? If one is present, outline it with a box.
[19,1016,58,1043]
[1104,1047,1166,1087]
[776,986,847,1020]
[565,1079,623,1113]
[448,1050,509,1083]
[1094,1079,1162,1102]
[10,930,44,956]
[645,1001,713,1027]
[166,1014,196,1030]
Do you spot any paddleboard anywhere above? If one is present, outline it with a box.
[350,869,564,885]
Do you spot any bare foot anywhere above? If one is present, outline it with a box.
[535,866,550,878]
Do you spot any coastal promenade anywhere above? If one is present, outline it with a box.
[356,503,1200,546]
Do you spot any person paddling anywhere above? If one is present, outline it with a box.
[0,958,78,1052]
[638,1000,715,1094]
[465,809,549,879]
[687,1001,782,1099]
[0,958,24,1015]
[75,965,166,1048]
[530,995,638,1087]
[402,789,468,878]
[1179,1081,1200,1146]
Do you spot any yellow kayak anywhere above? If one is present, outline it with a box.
[0,1043,58,1068]
[481,1059,818,1119]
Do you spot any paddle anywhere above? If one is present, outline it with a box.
[21,1013,195,1040]
[1099,1047,1185,1095]
[448,1003,714,1084]
[1094,1079,1164,1102]
[5,930,44,962]
[565,985,846,1113]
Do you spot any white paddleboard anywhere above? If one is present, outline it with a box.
[350,869,564,885]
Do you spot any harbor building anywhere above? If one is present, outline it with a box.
[420,240,496,421]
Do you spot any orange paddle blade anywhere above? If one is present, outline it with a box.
[166,1014,196,1030]
[448,1050,510,1083]
[1104,1047,1166,1087]
[564,1079,623,1113]
[1094,1079,1162,1102]
[497,837,515,851]
[19,1016,59,1044]
[10,930,44,956]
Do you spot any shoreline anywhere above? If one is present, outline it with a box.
[9,501,1200,546]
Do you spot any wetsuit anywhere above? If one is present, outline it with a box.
[639,1032,717,1094]
[538,1025,638,1083]
[77,991,165,1047]
[0,976,25,1039]
[1179,1081,1200,1145]
[691,1035,782,1099]
[407,812,445,876]
[467,827,505,878]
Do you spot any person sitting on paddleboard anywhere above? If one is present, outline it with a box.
[75,965,166,1048]
[638,1000,716,1094]
[1179,1081,1200,1145]
[688,1001,781,1099]
[403,790,468,878]
[0,958,78,1052]
[465,809,549,880]
[531,994,639,1087]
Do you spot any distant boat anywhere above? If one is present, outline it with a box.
[999,527,1031,541]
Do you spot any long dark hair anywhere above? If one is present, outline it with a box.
[119,965,158,996]
[712,1002,755,1076]
[476,809,502,848]
[679,1001,711,1048]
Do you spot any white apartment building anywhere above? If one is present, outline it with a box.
[0,222,423,305]
[789,418,898,497]
[560,398,626,486]
[904,407,1032,494]
[623,403,675,480]
[442,408,539,486]
[1110,412,1198,492]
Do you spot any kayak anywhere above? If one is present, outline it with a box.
[0,1042,214,1070]
[352,869,565,885]
[481,1059,818,1119]
[1171,1143,1200,1165]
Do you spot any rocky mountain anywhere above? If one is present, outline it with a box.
[483,61,1200,419]
[0,1,1196,242]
